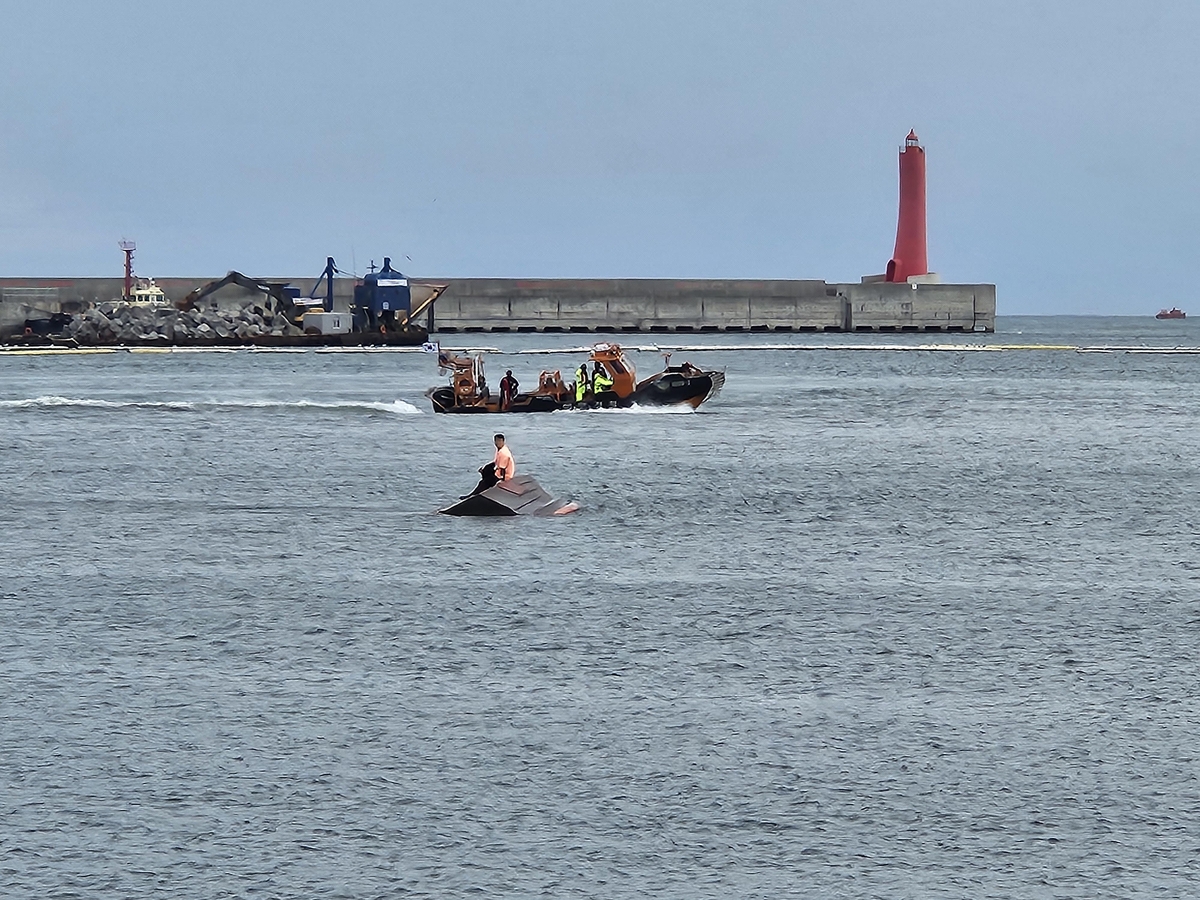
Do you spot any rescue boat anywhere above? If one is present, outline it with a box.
[426,343,723,413]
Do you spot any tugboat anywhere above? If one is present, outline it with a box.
[128,277,167,305]
[426,342,724,413]
[1156,307,1187,319]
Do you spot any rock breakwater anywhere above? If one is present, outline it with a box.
[64,301,303,346]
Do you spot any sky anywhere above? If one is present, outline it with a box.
[0,0,1197,314]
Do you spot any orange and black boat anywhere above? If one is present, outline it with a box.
[426,343,723,414]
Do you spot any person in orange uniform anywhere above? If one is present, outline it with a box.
[467,433,515,496]
[499,370,519,411]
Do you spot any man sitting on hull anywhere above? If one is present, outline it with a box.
[467,434,516,496]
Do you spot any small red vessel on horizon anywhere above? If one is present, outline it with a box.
[1156,307,1187,319]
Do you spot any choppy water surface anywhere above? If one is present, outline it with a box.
[3,317,1199,898]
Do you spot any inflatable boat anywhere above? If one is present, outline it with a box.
[427,343,723,413]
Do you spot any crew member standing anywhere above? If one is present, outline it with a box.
[592,363,614,404]
[499,370,519,411]
[574,363,589,405]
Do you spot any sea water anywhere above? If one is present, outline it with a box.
[2,317,1199,898]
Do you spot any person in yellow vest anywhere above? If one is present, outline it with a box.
[574,363,589,405]
[592,364,615,405]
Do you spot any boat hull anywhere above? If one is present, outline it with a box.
[439,475,579,516]
[428,387,563,413]
[629,370,725,409]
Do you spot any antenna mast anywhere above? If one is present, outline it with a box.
[119,239,136,300]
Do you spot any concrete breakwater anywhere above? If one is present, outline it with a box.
[428,279,996,333]
[0,275,996,336]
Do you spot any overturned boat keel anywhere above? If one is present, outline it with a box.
[439,475,580,517]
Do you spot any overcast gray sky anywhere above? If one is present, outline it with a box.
[0,0,1195,314]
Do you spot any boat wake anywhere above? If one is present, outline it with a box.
[0,396,424,415]
[565,403,697,415]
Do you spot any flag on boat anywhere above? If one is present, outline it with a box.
[421,341,440,354]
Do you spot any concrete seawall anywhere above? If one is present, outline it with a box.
[428,279,996,333]
[0,276,995,335]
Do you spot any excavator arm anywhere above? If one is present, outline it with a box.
[177,271,293,314]
[405,284,447,325]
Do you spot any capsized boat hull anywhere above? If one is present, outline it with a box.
[439,475,580,516]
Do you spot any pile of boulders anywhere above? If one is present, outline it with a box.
[63,301,304,346]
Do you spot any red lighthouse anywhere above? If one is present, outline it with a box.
[885,130,928,282]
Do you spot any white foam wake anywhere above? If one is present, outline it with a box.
[565,403,696,415]
[0,396,423,415]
